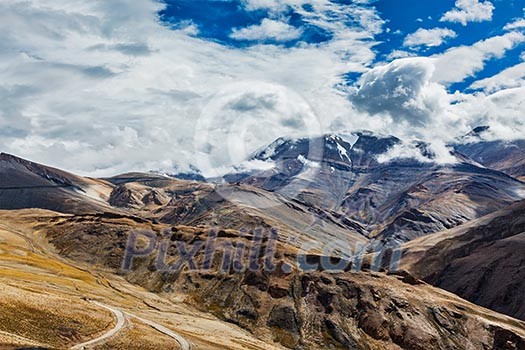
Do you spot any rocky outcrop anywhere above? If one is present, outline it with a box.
[149,265,525,350]
[141,189,169,206]
[109,184,143,208]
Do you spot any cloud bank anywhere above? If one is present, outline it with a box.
[0,0,524,176]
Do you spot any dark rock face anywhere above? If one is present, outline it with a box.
[172,270,525,350]
[170,172,207,182]
[267,303,299,332]
[141,189,169,206]
[492,327,525,350]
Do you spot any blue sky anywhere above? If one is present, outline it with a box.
[0,0,524,175]
[159,0,525,93]
[377,0,524,88]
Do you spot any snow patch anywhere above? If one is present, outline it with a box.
[297,154,320,168]
[336,141,351,162]
[294,160,321,181]
[255,137,293,160]
[515,187,525,199]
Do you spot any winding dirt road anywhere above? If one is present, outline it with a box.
[71,301,126,350]
[70,301,191,350]
[126,312,192,350]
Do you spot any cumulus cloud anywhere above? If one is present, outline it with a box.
[440,0,495,26]
[404,28,457,48]
[230,19,302,41]
[349,30,524,141]
[351,52,525,149]
[377,141,458,165]
[451,87,525,141]
[352,58,456,129]
[350,57,475,158]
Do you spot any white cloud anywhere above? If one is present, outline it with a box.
[194,81,323,177]
[470,62,525,92]
[0,0,382,176]
[351,57,461,144]
[504,19,525,31]
[242,0,384,38]
[377,141,458,165]
[1,0,524,177]
[432,31,525,84]
[386,50,416,60]
[242,0,298,14]
[441,0,495,26]
[451,87,525,141]
[351,55,525,149]
[404,28,457,48]
[230,19,302,41]
[353,31,525,122]
[352,58,442,125]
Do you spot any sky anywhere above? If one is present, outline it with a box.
[0,0,524,176]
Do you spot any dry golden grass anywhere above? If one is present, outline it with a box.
[0,209,286,350]
[0,283,113,349]
[93,319,181,350]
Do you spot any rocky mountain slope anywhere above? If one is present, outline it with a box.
[10,209,525,350]
[401,199,525,321]
[455,137,525,181]
[223,132,525,244]
[0,152,113,214]
[0,209,277,350]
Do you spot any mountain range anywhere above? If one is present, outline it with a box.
[0,128,525,349]
[221,130,525,245]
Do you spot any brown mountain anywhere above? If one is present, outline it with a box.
[12,209,525,350]
[0,152,113,213]
[401,199,525,321]
[454,126,525,181]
